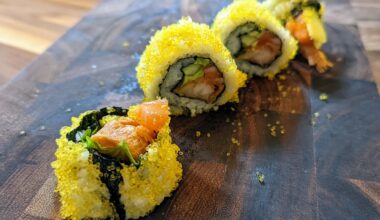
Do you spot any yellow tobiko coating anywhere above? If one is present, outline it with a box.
[52,106,182,219]
[136,17,247,115]
[119,120,182,218]
[52,111,115,219]
[302,7,327,48]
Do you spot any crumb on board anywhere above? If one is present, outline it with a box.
[270,126,277,137]
[226,118,231,123]
[226,152,231,157]
[311,118,317,126]
[293,87,301,93]
[230,107,236,111]
[291,109,296,114]
[268,121,286,137]
[277,84,284,92]
[39,126,46,131]
[19,130,26,136]
[314,112,320,118]
[256,171,265,185]
[231,137,240,146]
[319,93,329,102]
[65,108,72,113]
[195,131,201,137]
[123,41,129,48]
[327,113,332,120]
[264,113,268,117]
[207,133,211,137]
[279,75,287,80]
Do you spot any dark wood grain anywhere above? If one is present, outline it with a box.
[0,0,379,219]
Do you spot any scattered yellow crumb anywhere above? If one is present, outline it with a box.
[231,137,240,146]
[277,85,284,92]
[268,121,286,137]
[195,131,201,137]
[293,87,301,93]
[279,75,287,80]
[319,93,329,102]
[207,133,211,137]
[123,41,129,48]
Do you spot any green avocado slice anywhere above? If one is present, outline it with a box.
[241,31,261,48]
[181,58,210,86]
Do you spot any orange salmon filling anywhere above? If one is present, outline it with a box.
[91,99,169,159]
[286,14,332,72]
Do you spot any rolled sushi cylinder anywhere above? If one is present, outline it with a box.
[212,0,298,78]
[136,18,247,116]
[263,0,333,72]
[51,99,182,219]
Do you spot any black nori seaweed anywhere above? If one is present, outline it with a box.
[91,149,126,220]
[291,0,322,18]
[305,0,321,12]
[66,107,128,219]
[291,5,303,17]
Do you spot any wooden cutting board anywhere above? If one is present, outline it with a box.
[0,0,379,219]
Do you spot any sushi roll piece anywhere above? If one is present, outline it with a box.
[263,0,333,72]
[52,99,182,219]
[136,18,247,116]
[212,0,298,78]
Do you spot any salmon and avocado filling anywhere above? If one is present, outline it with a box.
[75,99,169,165]
[225,22,283,74]
[160,57,225,110]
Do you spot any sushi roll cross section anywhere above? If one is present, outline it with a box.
[136,18,247,116]
[52,99,182,219]
[212,0,298,78]
[263,0,333,72]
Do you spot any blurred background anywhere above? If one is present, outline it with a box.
[0,0,98,85]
